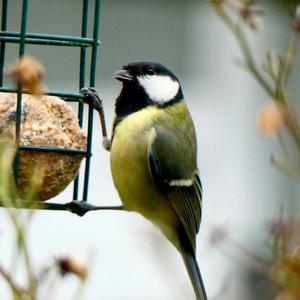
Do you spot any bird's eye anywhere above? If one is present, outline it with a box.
[146,68,155,75]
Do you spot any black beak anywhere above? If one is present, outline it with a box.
[113,69,134,81]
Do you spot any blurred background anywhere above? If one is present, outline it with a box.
[0,0,300,299]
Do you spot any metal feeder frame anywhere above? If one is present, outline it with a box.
[0,0,120,215]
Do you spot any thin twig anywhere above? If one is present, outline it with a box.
[210,227,270,274]
[7,209,37,296]
[281,31,299,84]
[271,155,300,178]
[212,3,274,97]
[277,29,300,149]
[212,1,300,155]
[0,263,29,297]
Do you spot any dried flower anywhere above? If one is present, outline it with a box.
[291,248,300,261]
[7,56,45,96]
[257,102,285,136]
[292,5,300,32]
[274,292,300,300]
[209,227,228,246]
[224,0,263,29]
[210,0,223,5]
[270,258,300,294]
[269,221,300,296]
[56,256,87,281]
[238,4,263,29]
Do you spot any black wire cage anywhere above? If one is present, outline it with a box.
[0,0,106,215]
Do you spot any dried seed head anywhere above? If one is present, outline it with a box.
[227,0,263,29]
[239,6,261,29]
[274,292,300,300]
[57,256,88,281]
[257,102,285,136]
[291,247,300,261]
[210,0,223,5]
[270,255,300,294]
[209,227,228,246]
[293,5,300,32]
[7,56,45,96]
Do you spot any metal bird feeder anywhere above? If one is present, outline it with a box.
[0,0,111,215]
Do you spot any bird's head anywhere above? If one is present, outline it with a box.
[114,61,183,112]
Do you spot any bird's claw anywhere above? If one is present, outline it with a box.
[67,200,93,216]
[79,87,103,112]
[79,87,111,151]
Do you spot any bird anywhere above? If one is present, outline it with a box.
[80,61,207,299]
[110,61,207,300]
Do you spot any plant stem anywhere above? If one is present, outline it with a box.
[212,4,274,97]
[281,31,299,84]
[271,155,300,178]
[212,2,300,154]
[277,30,300,149]
[7,210,37,298]
[0,263,29,297]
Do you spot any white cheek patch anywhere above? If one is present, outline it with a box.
[137,75,180,104]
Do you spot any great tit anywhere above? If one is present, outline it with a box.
[80,62,207,299]
[110,61,207,300]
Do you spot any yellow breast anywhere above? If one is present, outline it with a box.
[110,107,160,212]
[110,104,186,249]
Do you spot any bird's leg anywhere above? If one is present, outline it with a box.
[65,201,124,216]
[78,89,123,212]
[79,87,111,151]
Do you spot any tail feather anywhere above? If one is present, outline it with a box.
[182,252,207,300]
